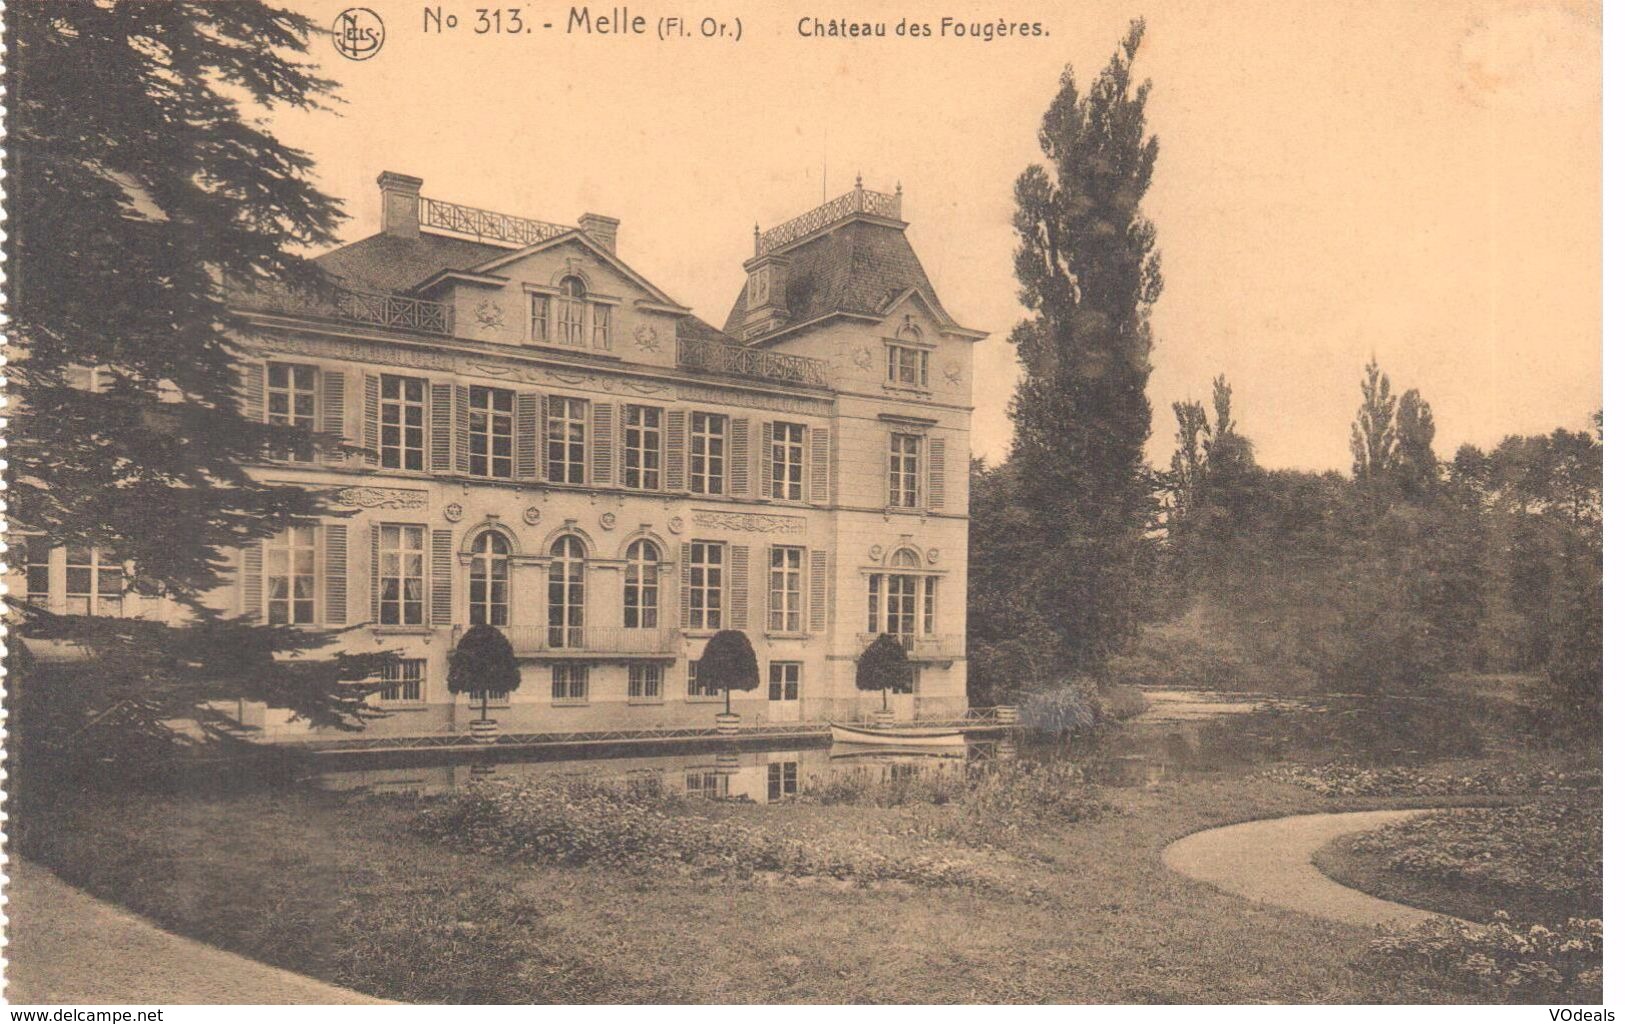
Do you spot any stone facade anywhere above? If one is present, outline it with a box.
[18,172,984,739]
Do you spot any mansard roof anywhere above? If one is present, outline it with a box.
[721,219,966,341]
[314,232,512,293]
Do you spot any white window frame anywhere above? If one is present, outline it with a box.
[768,546,804,633]
[624,405,662,490]
[380,375,428,472]
[689,412,727,494]
[889,433,922,509]
[592,302,612,351]
[558,277,587,346]
[627,663,664,702]
[468,530,511,627]
[377,524,426,626]
[548,535,586,648]
[766,759,799,802]
[64,545,124,617]
[687,541,725,631]
[266,524,319,626]
[376,658,427,704]
[886,344,930,389]
[547,396,587,484]
[266,361,319,462]
[529,293,551,342]
[770,422,806,501]
[469,386,515,479]
[551,663,590,704]
[768,662,801,702]
[624,539,660,629]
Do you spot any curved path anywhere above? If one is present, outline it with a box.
[1163,809,1460,929]
[5,859,388,1004]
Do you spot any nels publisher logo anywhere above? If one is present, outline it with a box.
[333,7,385,60]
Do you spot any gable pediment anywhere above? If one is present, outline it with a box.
[410,231,684,312]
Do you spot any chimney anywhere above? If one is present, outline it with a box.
[377,171,423,238]
[578,212,620,254]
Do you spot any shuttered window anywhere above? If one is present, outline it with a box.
[770,422,806,501]
[381,376,427,471]
[624,405,662,490]
[889,433,922,509]
[377,525,426,625]
[266,525,318,625]
[690,413,727,494]
[687,541,725,630]
[469,386,515,479]
[547,396,588,484]
[769,546,804,632]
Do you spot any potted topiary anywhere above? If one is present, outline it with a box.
[694,629,759,735]
[448,625,520,744]
[856,633,913,727]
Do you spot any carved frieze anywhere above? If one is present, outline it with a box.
[692,510,806,535]
[334,486,428,510]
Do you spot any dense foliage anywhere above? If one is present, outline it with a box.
[1004,19,1162,677]
[1370,915,1601,1003]
[448,625,522,718]
[854,634,914,709]
[693,630,760,714]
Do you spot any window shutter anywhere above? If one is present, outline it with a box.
[363,374,381,465]
[515,392,540,480]
[928,437,947,511]
[810,549,828,632]
[728,417,752,496]
[761,424,775,499]
[370,524,381,623]
[729,544,750,630]
[809,427,831,503]
[678,541,692,630]
[321,371,346,465]
[239,362,265,423]
[431,529,453,626]
[590,402,615,485]
[453,384,471,475]
[665,409,687,493]
[241,542,263,623]
[430,382,453,473]
[620,403,632,486]
[324,524,348,625]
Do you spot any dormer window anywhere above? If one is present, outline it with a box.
[558,276,587,346]
[886,328,930,390]
[748,268,770,307]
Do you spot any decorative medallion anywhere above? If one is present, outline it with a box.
[443,503,464,523]
[851,346,874,369]
[475,299,506,331]
[598,511,618,531]
[667,516,685,535]
[523,506,543,525]
[943,361,964,386]
[869,544,884,561]
[928,548,941,564]
[633,324,660,352]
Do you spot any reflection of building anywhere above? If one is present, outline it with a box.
[15,172,983,739]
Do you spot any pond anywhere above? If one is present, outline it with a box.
[312,689,1317,799]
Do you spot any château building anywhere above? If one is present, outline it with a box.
[18,171,983,741]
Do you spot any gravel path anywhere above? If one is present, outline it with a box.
[1162,808,1459,929]
[5,859,388,1004]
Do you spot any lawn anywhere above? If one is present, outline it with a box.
[11,681,1601,1004]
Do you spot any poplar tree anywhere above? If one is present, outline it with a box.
[1008,19,1163,674]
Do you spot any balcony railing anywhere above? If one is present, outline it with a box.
[677,335,828,387]
[758,181,903,254]
[420,196,574,248]
[855,633,965,659]
[454,624,681,657]
[332,288,454,334]
[234,281,454,336]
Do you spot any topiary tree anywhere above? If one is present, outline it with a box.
[694,629,759,715]
[448,625,521,722]
[856,634,914,710]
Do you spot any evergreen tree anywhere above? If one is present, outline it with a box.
[7,3,392,730]
[1393,389,1440,500]
[1008,19,1163,675]
[1350,358,1397,484]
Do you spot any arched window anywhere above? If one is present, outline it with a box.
[558,276,587,347]
[867,549,936,644]
[469,531,511,627]
[624,539,660,629]
[549,535,586,648]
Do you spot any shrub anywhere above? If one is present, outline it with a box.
[1017,680,1102,736]
[694,630,759,714]
[1369,914,1601,1003]
[447,625,521,718]
[412,780,986,887]
[1261,761,1601,798]
[855,634,913,709]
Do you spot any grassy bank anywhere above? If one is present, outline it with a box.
[16,763,1539,1004]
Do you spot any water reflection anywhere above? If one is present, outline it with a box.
[315,739,988,801]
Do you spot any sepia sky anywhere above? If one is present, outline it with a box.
[270,0,1601,472]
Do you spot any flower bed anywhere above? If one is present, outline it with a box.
[412,780,994,887]
[1261,760,1600,798]
[1370,914,1601,1003]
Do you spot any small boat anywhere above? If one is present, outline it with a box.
[829,744,966,761]
[829,722,968,747]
